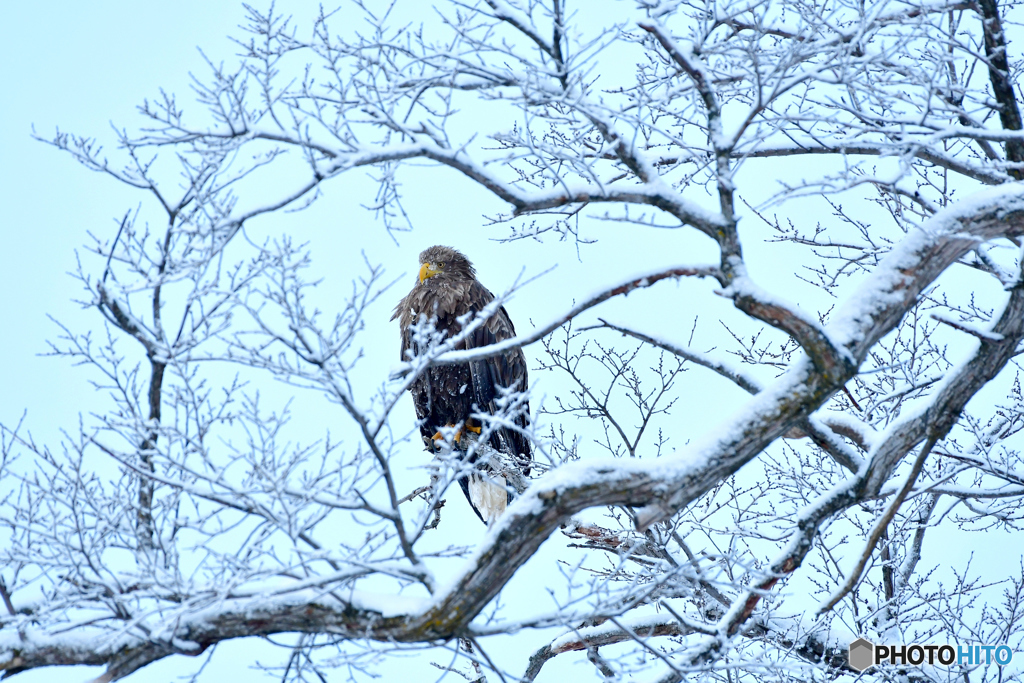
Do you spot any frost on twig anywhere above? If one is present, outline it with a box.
[6,1,1024,681]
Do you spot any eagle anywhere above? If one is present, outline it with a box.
[392,245,531,524]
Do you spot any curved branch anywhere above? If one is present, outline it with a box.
[737,144,1010,186]
[158,126,731,239]
[390,265,722,377]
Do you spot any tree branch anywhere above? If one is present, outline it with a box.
[391,265,722,377]
[977,0,1024,177]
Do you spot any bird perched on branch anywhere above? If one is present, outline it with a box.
[392,245,531,524]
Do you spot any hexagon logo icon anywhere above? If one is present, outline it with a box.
[848,637,875,672]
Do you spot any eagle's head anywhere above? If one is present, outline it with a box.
[418,245,476,283]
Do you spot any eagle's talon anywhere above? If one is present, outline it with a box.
[432,423,461,444]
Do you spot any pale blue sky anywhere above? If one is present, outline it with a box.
[0,4,718,680]
[2,6,270,680]
[0,0,743,452]
[3,3,1019,682]
[1,1,247,438]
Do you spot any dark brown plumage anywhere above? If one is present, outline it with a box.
[392,246,531,523]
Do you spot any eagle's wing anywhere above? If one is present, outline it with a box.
[396,294,442,445]
[462,281,532,472]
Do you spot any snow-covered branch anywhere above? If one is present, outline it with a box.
[9,1,1024,680]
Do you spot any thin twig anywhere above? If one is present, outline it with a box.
[819,435,939,612]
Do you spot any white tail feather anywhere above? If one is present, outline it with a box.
[468,473,507,524]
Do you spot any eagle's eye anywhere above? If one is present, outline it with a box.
[438,261,445,268]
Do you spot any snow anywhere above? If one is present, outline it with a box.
[0,589,431,674]
[345,590,430,618]
[10,2,1024,680]
[931,313,1006,342]
[826,183,1024,351]
[811,412,877,453]
[393,262,719,372]
[548,612,674,652]
[719,266,852,361]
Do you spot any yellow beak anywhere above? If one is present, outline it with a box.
[419,262,441,283]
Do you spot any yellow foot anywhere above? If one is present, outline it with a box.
[432,423,459,444]
[432,422,480,444]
